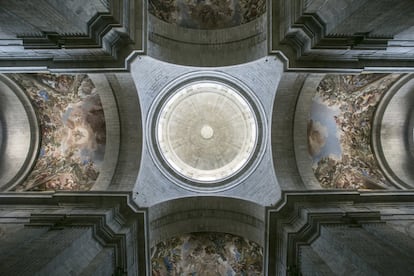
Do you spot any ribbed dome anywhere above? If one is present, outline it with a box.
[157,81,257,182]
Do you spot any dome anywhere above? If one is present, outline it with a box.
[156,81,258,184]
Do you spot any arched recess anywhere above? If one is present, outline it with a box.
[72,73,143,192]
[148,196,265,248]
[294,74,327,189]
[372,74,414,189]
[295,73,403,190]
[87,74,120,191]
[147,13,267,67]
[0,74,40,191]
[94,73,143,191]
[0,73,142,192]
[271,73,308,190]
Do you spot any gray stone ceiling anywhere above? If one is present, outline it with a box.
[1,2,414,274]
[0,0,413,69]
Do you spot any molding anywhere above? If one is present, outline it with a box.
[17,11,122,50]
[317,33,391,50]
[27,213,134,274]
[269,0,414,70]
[265,190,414,275]
[0,0,146,70]
[0,192,149,276]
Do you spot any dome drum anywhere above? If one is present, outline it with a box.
[147,72,265,192]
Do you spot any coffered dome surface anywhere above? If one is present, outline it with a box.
[156,81,258,184]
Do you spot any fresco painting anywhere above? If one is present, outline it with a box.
[149,0,266,29]
[152,232,263,275]
[10,74,106,191]
[309,74,402,189]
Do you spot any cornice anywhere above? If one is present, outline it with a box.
[0,0,146,70]
[269,0,414,70]
[265,190,414,275]
[0,192,149,275]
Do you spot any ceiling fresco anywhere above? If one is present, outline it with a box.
[149,0,266,29]
[152,232,263,275]
[10,74,106,191]
[308,73,403,189]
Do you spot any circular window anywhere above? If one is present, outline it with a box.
[148,73,264,191]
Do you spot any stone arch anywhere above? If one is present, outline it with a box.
[147,13,267,66]
[372,73,414,189]
[0,74,40,191]
[148,196,265,248]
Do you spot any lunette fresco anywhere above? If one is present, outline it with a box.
[152,232,263,275]
[308,73,402,189]
[149,0,266,29]
[9,74,106,191]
